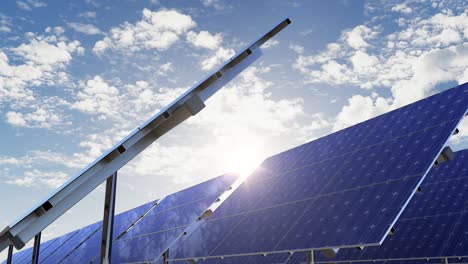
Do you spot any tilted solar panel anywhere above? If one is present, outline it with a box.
[169,83,468,262]
[4,198,158,264]
[314,149,468,263]
[99,174,238,264]
[58,198,158,263]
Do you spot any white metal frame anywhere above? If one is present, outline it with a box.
[0,17,291,254]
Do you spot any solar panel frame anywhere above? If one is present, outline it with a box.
[169,83,468,262]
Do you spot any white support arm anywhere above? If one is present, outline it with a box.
[0,18,291,252]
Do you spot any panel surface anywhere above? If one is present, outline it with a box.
[105,174,237,263]
[170,83,468,261]
[316,149,468,263]
[59,198,158,264]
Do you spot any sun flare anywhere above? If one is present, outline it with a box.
[225,145,263,180]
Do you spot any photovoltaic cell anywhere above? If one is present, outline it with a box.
[315,149,468,263]
[169,83,468,261]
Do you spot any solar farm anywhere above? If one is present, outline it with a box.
[1,18,468,264]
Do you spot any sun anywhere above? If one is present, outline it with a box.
[225,145,264,180]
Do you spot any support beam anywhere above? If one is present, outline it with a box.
[100,172,117,264]
[0,17,291,253]
[441,257,449,264]
[6,245,13,264]
[31,232,41,264]
[306,250,315,264]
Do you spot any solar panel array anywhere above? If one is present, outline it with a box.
[2,174,237,264]
[3,84,468,264]
[169,83,468,262]
[3,199,157,264]
[314,149,468,263]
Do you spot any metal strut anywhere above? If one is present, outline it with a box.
[31,232,41,264]
[6,245,13,264]
[100,172,117,264]
[307,250,315,264]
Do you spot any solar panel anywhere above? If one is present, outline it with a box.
[102,174,238,263]
[314,149,468,263]
[168,83,468,262]
[58,198,158,263]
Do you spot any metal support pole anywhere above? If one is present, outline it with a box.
[306,250,314,264]
[163,249,169,264]
[31,232,41,264]
[100,172,117,264]
[6,245,13,264]
[441,258,449,264]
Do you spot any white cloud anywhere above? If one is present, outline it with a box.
[262,39,279,49]
[5,108,65,129]
[93,9,196,55]
[72,75,120,117]
[344,25,377,50]
[289,43,304,54]
[0,30,83,117]
[201,0,225,10]
[334,94,392,130]
[16,0,46,11]
[0,13,12,33]
[12,40,75,65]
[5,169,68,188]
[295,6,468,132]
[5,112,27,127]
[200,47,234,71]
[349,50,379,73]
[392,3,412,14]
[187,30,222,50]
[71,75,186,124]
[68,22,101,35]
[157,62,174,76]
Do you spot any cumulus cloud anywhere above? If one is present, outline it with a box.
[93,9,196,55]
[0,29,82,128]
[187,30,222,50]
[71,75,186,124]
[294,8,468,130]
[68,22,101,35]
[344,25,377,50]
[5,169,68,188]
[262,39,279,49]
[200,47,235,71]
[391,3,412,14]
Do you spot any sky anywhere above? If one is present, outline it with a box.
[1,0,468,260]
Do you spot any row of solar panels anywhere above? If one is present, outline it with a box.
[4,83,468,263]
[3,174,238,263]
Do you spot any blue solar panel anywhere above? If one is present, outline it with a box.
[104,174,237,263]
[315,149,468,263]
[58,199,158,264]
[42,222,102,264]
[169,83,468,261]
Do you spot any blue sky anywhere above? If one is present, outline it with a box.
[1,0,468,258]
